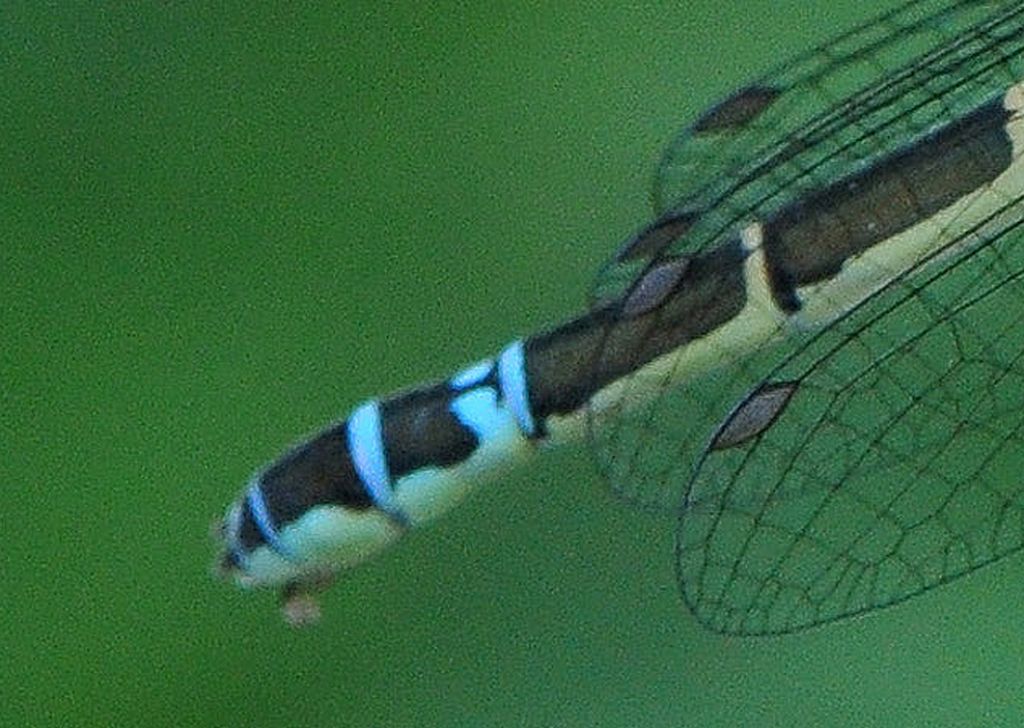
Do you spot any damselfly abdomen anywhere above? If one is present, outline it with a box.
[215,0,1024,634]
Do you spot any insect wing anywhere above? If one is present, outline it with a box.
[587,0,1023,514]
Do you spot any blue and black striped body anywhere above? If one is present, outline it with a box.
[220,341,540,589]
[216,0,1024,632]
[219,238,758,589]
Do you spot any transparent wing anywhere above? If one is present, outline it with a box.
[652,0,1003,223]
[588,0,1024,511]
[678,200,1024,635]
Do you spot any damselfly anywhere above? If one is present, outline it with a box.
[215,0,1024,634]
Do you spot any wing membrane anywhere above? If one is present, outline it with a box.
[588,0,1024,515]
[652,0,1008,221]
[678,208,1024,634]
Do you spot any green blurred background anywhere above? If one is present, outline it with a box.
[6,1,1024,726]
